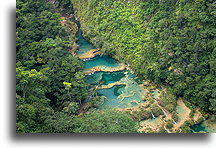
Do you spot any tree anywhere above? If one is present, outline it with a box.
[72,0,216,117]
[44,112,75,133]
[73,110,137,133]
[16,0,88,133]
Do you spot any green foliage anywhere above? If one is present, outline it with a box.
[16,94,54,133]
[16,0,216,133]
[62,102,79,115]
[44,112,75,133]
[171,111,179,123]
[57,0,74,12]
[207,115,216,124]
[63,82,72,89]
[189,109,195,118]
[158,89,177,112]
[196,117,204,124]
[16,66,48,98]
[73,110,137,133]
[16,0,87,133]
[179,120,194,133]
[131,109,152,121]
[73,0,216,116]
[166,120,174,129]
[16,0,138,134]
[158,127,168,133]
[92,96,105,107]
[150,104,163,117]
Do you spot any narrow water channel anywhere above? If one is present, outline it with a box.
[72,17,214,133]
[75,20,146,109]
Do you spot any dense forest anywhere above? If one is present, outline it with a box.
[73,0,216,120]
[16,0,136,133]
[16,0,216,133]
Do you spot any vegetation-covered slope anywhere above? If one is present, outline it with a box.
[16,0,136,133]
[73,0,216,119]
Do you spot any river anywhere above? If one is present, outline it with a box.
[72,17,214,133]
[74,19,147,110]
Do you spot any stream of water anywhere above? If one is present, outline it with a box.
[75,23,146,109]
[72,18,214,133]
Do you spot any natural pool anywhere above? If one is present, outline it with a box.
[83,55,120,70]
[191,122,208,133]
[76,27,145,109]
[76,30,95,55]
[72,18,215,133]
[86,70,130,85]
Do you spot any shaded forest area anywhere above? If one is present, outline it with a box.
[16,0,136,133]
[73,0,216,121]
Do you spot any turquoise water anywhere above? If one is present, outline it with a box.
[191,122,208,133]
[95,75,145,109]
[76,27,95,55]
[97,85,128,109]
[76,25,145,109]
[101,71,125,85]
[83,55,120,70]
[86,72,104,84]
[97,84,144,109]
[86,71,126,85]
[150,90,160,99]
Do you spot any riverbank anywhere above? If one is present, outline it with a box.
[67,10,214,133]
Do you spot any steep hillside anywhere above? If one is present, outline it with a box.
[16,0,137,133]
[72,0,216,119]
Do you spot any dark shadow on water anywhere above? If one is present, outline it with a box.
[9,7,211,143]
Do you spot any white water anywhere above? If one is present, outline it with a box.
[151,111,156,119]
[161,108,167,116]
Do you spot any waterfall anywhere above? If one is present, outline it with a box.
[75,16,79,21]
[172,119,177,124]
[164,126,171,133]
[151,111,156,119]
[161,108,167,116]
